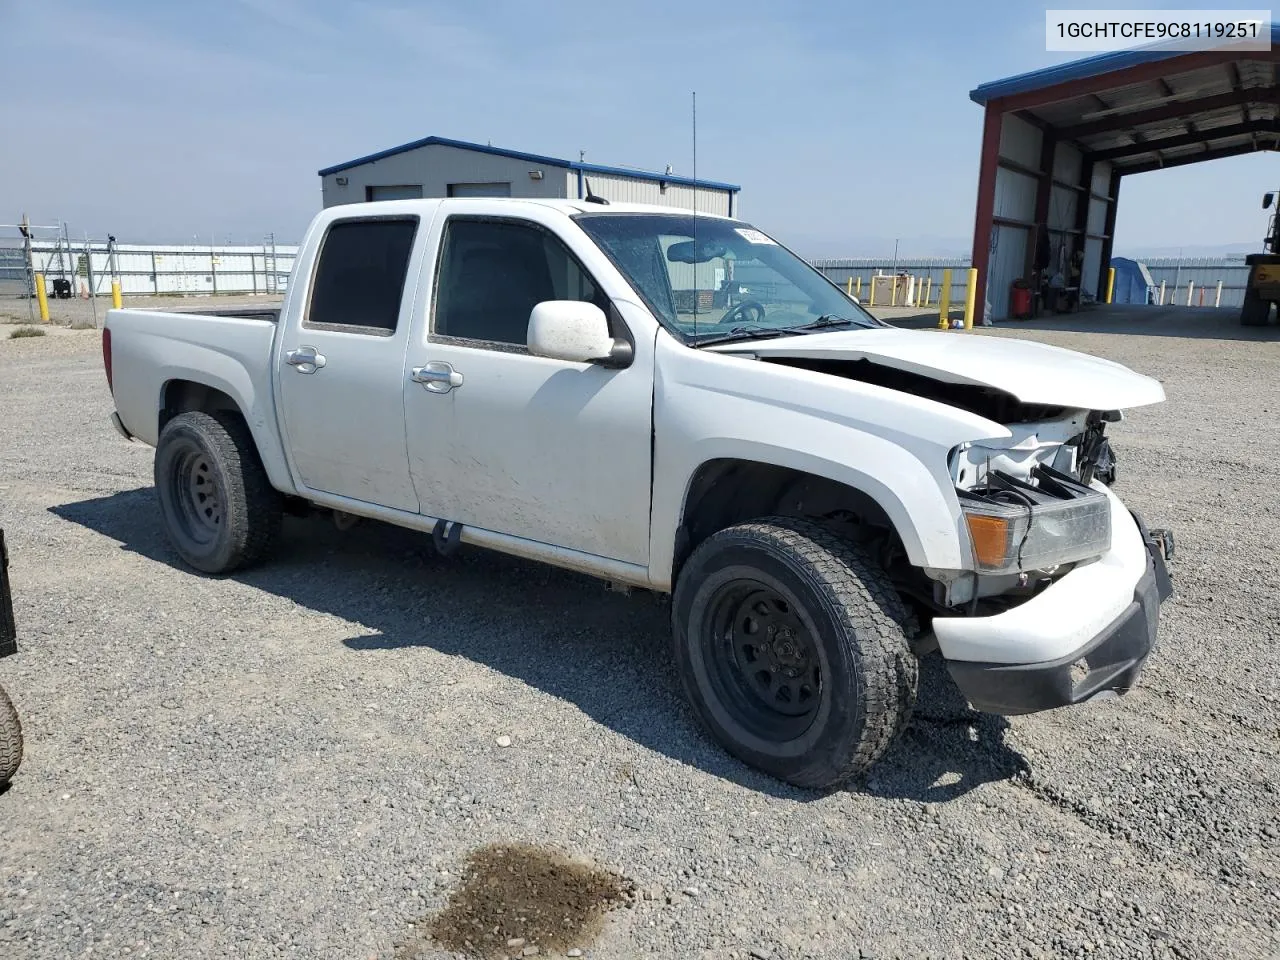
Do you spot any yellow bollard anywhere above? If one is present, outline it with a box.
[890,277,898,307]
[855,276,862,298]
[869,276,876,307]
[845,277,853,297]
[937,269,952,329]
[111,280,122,309]
[1105,267,1116,304]
[963,267,978,330]
[923,276,932,306]
[34,273,50,323]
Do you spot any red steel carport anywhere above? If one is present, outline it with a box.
[968,29,1280,321]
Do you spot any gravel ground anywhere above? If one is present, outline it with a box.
[1,305,1278,959]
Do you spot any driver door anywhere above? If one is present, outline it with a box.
[403,209,655,565]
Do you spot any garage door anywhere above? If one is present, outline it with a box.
[366,185,423,201]
[447,182,512,198]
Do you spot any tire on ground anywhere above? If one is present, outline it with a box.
[154,410,283,574]
[0,684,22,788]
[1240,289,1271,326]
[672,517,917,789]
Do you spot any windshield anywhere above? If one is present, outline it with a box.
[574,213,886,344]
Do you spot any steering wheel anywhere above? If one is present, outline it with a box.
[721,300,767,326]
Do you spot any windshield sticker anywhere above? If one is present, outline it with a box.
[734,228,776,245]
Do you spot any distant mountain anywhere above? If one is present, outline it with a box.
[1117,241,1263,258]
[787,234,972,260]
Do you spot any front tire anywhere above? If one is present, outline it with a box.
[672,518,917,789]
[155,411,282,574]
[0,684,22,788]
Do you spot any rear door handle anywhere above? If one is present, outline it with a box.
[285,346,326,373]
[411,361,463,394]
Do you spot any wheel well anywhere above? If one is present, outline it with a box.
[160,380,244,433]
[676,459,903,576]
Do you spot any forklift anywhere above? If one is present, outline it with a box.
[1242,192,1280,326]
[0,530,22,789]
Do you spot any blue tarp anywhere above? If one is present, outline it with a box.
[1109,257,1154,305]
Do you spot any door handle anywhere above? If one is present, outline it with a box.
[286,346,326,372]
[411,361,463,394]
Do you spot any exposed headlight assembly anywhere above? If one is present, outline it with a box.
[959,465,1111,574]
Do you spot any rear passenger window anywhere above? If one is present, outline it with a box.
[307,219,418,333]
[433,219,608,346]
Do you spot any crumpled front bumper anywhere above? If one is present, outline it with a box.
[937,496,1173,716]
[1,530,16,659]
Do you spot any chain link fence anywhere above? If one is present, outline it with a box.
[1,225,297,302]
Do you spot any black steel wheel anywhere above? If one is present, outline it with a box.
[704,583,824,742]
[673,517,917,789]
[155,411,282,574]
[675,519,916,788]
[170,446,224,548]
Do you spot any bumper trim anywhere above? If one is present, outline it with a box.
[946,525,1171,716]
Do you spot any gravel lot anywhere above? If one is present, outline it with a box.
[1,305,1278,959]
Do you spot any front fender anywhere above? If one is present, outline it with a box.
[649,335,1011,589]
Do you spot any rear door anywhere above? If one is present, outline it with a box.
[276,214,426,512]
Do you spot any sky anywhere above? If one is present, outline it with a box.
[0,0,1274,257]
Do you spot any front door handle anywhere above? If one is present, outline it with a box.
[411,361,464,394]
[285,346,327,373]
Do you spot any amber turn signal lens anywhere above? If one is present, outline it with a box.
[965,513,1010,568]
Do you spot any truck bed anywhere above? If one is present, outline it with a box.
[164,305,281,323]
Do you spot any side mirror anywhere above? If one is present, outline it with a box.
[527,301,629,367]
[1265,192,1274,210]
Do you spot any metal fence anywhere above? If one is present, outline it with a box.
[813,258,973,308]
[1,234,298,299]
[0,227,1257,312]
[1140,259,1251,309]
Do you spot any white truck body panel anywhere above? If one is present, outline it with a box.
[104,197,1168,683]
[107,310,294,491]
[401,201,658,564]
[709,327,1165,410]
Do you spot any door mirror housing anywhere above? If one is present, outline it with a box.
[527,301,631,367]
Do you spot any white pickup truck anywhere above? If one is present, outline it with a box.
[103,198,1174,788]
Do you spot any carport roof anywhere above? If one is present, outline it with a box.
[970,27,1280,174]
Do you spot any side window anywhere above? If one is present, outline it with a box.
[434,219,608,346]
[307,218,418,334]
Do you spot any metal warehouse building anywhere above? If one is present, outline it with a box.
[968,27,1279,320]
[318,136,740,216]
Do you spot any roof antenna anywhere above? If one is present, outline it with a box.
[583,177,609,205]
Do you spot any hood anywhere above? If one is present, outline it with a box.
[706,328,1164,410]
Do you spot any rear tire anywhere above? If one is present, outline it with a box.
[155,411,282,574]
[1241,289,1271,326]
[0,684,22,788]
[672,518,917,789]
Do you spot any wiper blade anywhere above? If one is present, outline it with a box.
[691,325,794,347]
[786,315,875,332]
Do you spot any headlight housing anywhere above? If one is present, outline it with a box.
[959,466,1111,574]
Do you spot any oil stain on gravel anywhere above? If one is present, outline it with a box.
[405,843,632,959]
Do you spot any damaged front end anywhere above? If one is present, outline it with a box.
[931,409,1127,612]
